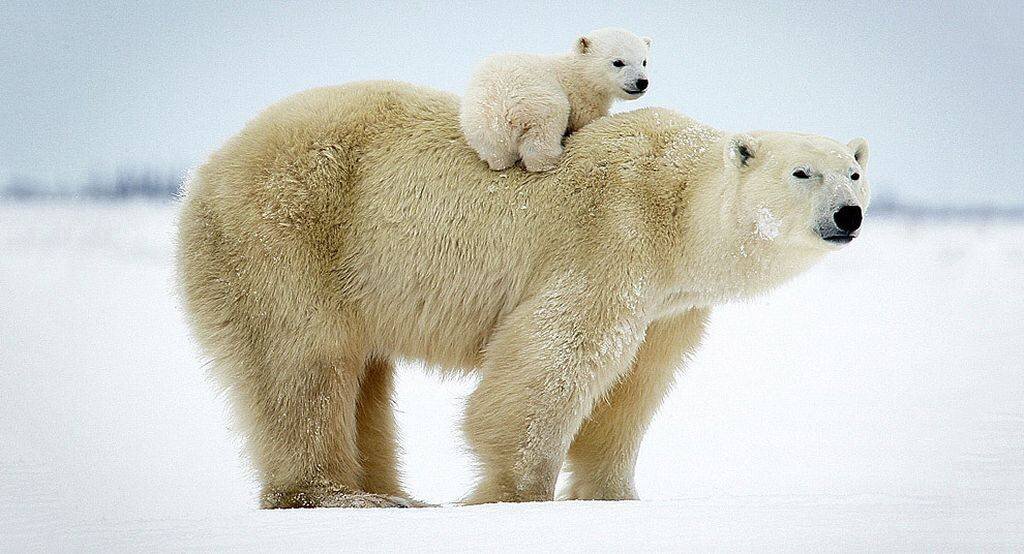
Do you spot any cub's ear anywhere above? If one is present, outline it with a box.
[643,36,652,48]
[726,134,759,169]
[848,138,869,169]
[576,36,590,54]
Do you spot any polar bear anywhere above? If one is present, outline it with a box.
[177,81,870,508]
[460,28,651,172]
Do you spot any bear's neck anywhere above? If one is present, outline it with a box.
[660,170,819,309]
[556,57,614,132]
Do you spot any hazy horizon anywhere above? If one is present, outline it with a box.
[2,1,1022,207]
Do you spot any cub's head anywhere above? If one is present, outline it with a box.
[574,28,651,100]
[724,132,871,253]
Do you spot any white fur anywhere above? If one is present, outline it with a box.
[177,82,871,507]
[460,28,651,172]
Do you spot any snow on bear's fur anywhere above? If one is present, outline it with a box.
[177,81,870,509]
[460,28,651,172]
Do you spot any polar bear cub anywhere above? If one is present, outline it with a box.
[460,28,651,172]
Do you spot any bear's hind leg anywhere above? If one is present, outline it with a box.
[355,358,405,497]
[228,345,409,509]
[355,358,434,507]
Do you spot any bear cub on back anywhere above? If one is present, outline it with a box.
[460,28,651,172]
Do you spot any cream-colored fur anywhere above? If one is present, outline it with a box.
[460,28,651,172]
[177,81,870,508]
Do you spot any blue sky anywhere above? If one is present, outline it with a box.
[1,0,1021,206]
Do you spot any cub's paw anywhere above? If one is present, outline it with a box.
[522,156,559,173]
[484,155,517,171]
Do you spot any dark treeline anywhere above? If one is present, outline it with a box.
[3,172,1023,220]
[867,197,1024,221]
[2,169,184,201]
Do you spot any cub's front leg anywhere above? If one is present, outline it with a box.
[462,280,646,504]
[517,96,570,173]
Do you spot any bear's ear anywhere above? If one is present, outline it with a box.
[643,36,652,48]
[726,134,759,169]
[576,36,590,54]
[848,137,869,169]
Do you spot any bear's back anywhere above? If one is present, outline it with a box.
[178,81,728,368]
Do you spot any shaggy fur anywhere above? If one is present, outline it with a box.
[177,80,870,508]
[460,28,651,172]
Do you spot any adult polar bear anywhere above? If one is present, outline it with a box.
[178,81,870,508]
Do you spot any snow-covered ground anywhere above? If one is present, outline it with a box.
[2,203,1022,551]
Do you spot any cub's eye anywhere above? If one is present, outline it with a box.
[851,172,860,181]
[792,169,810,179]
[642,59,647,67]
[612,60,625,67]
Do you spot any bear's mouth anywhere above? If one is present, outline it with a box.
[822,234,856,245]
[622,88,645,96]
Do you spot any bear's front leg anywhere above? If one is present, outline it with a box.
[462,283,646,504]
[563,308,709,500]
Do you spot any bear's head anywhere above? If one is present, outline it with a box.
[723,132,871,253]
[574,28,652,100]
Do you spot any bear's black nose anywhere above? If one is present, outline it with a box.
[833,205,863,233]
[635,78,648,91]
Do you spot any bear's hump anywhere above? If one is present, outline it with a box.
[563,108,722,166]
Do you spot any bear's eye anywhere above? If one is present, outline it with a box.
[642,59,647,67]
[792,169,811,179]
[851,172,860,181]
[612,60,625,68]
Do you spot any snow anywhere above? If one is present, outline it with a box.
[2,202,1022,550]
[754,206,780,240]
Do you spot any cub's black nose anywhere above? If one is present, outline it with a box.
[833,205,863,233]
[635,78,649,91]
